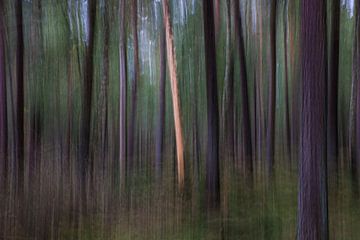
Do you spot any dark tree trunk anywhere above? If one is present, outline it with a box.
[233,0,253,178]
[0,0,7,186]
[266,0,277,179]
[283,0,291,163]
[79,0,97,206]
[155,24,166,181]
[298,0,328,239]
[127,0,139,173]
[203,0,220,210]
[353,0,360,195]
[15,0,24,193]
[328,0,340,172]
[119,0,127,187]
[222,0,234,164]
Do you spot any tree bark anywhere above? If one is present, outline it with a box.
[327,0,340,172]
[127,0,138,173]
[0,0,7,186]
[119,0,127,187]
[15,0,24,193]
[233,0,253,178]
[155,23,166,181]
[266,0,277,179]
[298,0,328,239]
[162,0,185,189]
[203,0,220,210]
[283,0,291,162]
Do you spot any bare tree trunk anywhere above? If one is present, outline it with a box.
[298,0,328,239]
[162,0,185,189]
[233,0,253,179]
[222,0,234,164]
[15,0,24,193]
[266,0,277,179]
[119,0,127,188]
[78,0,97,210]
[283,0,291,163]
[203,0,220,210]
[353,0,360,195]
[328,0,340,173]
[127,0,139,173]
[155,24,166,181]
[0,0,7,186]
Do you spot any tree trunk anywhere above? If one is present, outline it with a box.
[203,0,220,210]
[233,0,253,178]
[0,0,7,186]
[353,0,360,195]
[266,0,277,179]
[222,0,234,164]
[119,0,127,187]
[78,0,97,208]
[127,0,139,173]
[162,0,185,189]
[328,0,340,173]
[15,0,24,193]
[298,0,328,239]
[155,23,166,181]
[283,0,291,163]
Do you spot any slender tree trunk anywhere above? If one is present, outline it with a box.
[283,0,291,163]
[328,0,340,173]
[15,0,24,193]
[233,0,253,178]
[155,24,166,181]
[203,0,220,210]
[298,0,328,239]
[222,0,234,164]
[353,0,360,195]
[79,0,97,208]
[266,0,277,179]
[162,0,185,189]
[119,0,127,188]
[127,0,139,173]
[0,0,7,186]
[214,0,220,37]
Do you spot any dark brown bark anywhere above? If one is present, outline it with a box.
[233,0,253,178]
[298,0,328,239]
[119,0,127,187]
[127,0,139,172]
[15,0,24,193]
[79,0,96,197]
[327,0,340,172]
[353,0,360,194]
[0,0,7,186]
[203,0,220,210]
[155,24,166,181]
[222,0,234,163]
[283,0,291,162]
[266,0,277,179]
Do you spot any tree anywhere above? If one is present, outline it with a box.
[203,0,220,209]
[233,0,253,178]
[119,0,127,187]
[222,0,234,163]
[162,0,185,189]
[0,0,7,186]
[79,0,97,197]
[266,0,277,178]
[15,0,24,193]
[298,0,328,239]
[155,20,166,181]
[328,0,340,172]
[127,0,139,172]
